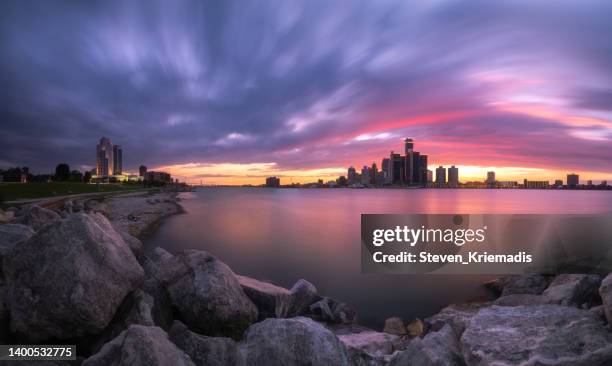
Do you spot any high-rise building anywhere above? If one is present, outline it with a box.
[361,166,371,185]
[113,145,123,175]
[96,137,114,176]
[347,166,357,185]
[139,165,147,177]
[418,155,428,186]
[390,152,404,185]
[448,165,459,187]
[96,137,124,177]
[486,171,496,184]
[435,166,446,187]
[404,138,414,154]
[567,173,579,188]
[426,169,433,183]
[370,162,378,185]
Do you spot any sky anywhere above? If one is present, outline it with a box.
[1,0,611,184]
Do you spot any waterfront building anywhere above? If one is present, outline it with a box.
[567,173,579,188]
[523,179,549,189]
[139,165,147,177]
[448,165,459,187]
[370,162,378,185]
[265,176,280,187]
[146,171,172,184]
[361,166,371,185]
[496,181,518,188]
[348,166,357,185]
[435,166,446,187]
[112,145,123,175]
[381,158,390,184]
[426,170,433,183]
[554,179,563,188]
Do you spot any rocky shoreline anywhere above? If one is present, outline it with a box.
[0,192,611,365]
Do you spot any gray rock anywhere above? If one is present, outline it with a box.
[89,290,156,355]
[236,274,291,320]
[493,294,550,306]
[543,274,601,306]
[383,317,407,336]
[239,317,349,366]
[157,250,257,339]
[85,200,110,216]
[498,274,552,296]
[169,320,238,366]
[117,230,144,257]
[0,210,15,224]
[82,325,194,366]
[16,205,60,231]
[600,274,612,325]
[309,297,357,324]
[389,325,463,366]
[0,283,10,342]
[425,302,488,335]
[287,279,319,316]
[140,248,175,329]
[0,224,34,253]
[461,305,612,366]
[338,329,400,358]
[4,213,144,341]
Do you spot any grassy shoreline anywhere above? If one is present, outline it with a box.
[0,182,144,202]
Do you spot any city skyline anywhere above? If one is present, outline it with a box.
[1,1,611,185]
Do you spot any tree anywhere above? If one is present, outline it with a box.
[55,164,70,181]
[69,170,83,182]
[84,171,92,183]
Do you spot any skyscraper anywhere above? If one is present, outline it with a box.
[448,165,459,187]
[404,138,414,154]
[96,137,114,176]
[96,137,124,177]
[418,154,428,186]
[113,144,123,175]
[139,165,147,177]
[436,166,446,187]
[348,166,357,185]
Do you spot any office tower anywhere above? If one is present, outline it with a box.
[370,162,378,185]
[486,171,496,184]
[404,151,420,184]
[390,152,404,184]
[418,155,428,186]
[404,138,414,154]
[554,179,563,188]
[139,165,147,177]
[427,169,433,183]
[567,173,579,188]
[113,144,123,175]
[361,166,371,185]
[448,165,459,187]
[381,158,390,184]
[96,137,114,176]
[436,166,446,187]
[348,166,357,185]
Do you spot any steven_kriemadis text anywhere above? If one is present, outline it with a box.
[372,251,532,264]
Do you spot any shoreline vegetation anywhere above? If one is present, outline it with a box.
[0,192,611,365]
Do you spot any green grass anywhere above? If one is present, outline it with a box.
[0,182,145,202]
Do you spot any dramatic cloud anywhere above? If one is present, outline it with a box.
[0,0,611,183]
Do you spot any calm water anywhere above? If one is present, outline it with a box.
[147,188,612,329]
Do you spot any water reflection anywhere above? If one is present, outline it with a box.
[147,188,612,328]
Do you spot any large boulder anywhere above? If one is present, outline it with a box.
[425,302,488,335]
[4,213,144,341]
[140,247,175,330]
[236,275,291,320]
[239,317,349,366]
[286,279,319,316]
[486,274,551,296]
[169,320,238,366]
[82,325,194,366]
[337,329,400,359]
[600,274,612,325]
[383,317,407,336]
[16,205,60,231]
[0,224,34,276]
[542,274,601,306]
[461,305,612,365]
[309,297,357,324]
[389,325,463,366]
[157,250,257,339]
